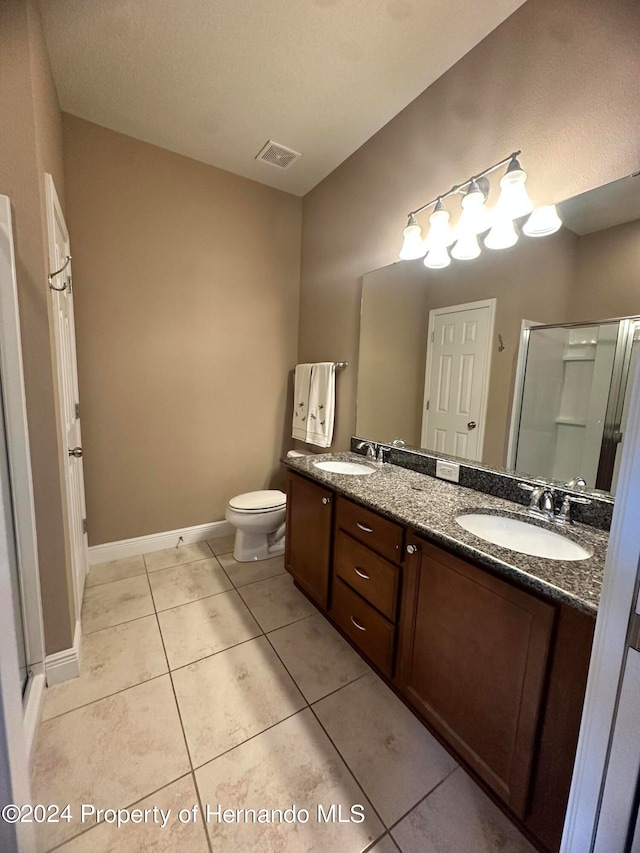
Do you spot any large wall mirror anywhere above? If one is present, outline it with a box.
[357,172,640,495]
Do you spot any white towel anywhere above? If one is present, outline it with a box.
[292,364,312,441]
[306,362,335,448]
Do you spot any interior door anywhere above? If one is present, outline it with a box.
[45,174,88,621]
[422,300,495,461]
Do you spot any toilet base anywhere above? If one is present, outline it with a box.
[232,529,285,562]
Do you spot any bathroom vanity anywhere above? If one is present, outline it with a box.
[284,453,606,853]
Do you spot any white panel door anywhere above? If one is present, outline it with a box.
[45,175,88,621]
[422,301,495,461]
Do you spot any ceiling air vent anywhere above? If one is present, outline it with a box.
[255,140,301,170]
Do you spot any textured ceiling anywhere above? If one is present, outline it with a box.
[39,0,526,196]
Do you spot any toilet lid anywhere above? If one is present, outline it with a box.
[229,490,286,511]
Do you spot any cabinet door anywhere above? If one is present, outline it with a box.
[285,472,333,609]
[397,535,554,817]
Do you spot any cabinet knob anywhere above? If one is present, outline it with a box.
[406,543,419,555]
[322,496,331,505]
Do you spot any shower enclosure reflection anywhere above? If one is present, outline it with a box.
[511,319,639,492]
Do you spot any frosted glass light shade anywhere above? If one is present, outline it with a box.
[485,215,519,250]
[523,204,563,237]
[424,201,454,250]
[497,161,532,219]
[458,184,491,235]
[451,232,481,260]
[424,244,451,269]
[399,216,426,260]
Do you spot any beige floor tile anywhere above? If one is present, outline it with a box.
[56,775,209,853]
[82,575,154,634]
[172,636,305,768]
[207,532,236,556]
[42,616,167,721]
[391,768,536,853]
[314,673,457,827]
[86,555,146,588]
[238,572,316,632]
[31,676,190,850]
[217,552,287,588]
[158,589,262,670]
[369,835,401,852]
[144,541,213,572]
[268,613,370,703]
[149,558,233,611]
[196,708,384,852]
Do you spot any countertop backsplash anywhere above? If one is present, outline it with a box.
[351,436,614,532]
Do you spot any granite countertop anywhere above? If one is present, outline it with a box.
[284,451,608,616]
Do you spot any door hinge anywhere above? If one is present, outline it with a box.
[82,518,88,535]
[431,331,434,343]
[75,402,80,419]
[426,400,430,411]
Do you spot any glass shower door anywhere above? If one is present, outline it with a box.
[514,321,623,492]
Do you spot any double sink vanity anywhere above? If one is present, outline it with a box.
[284,447,608,853]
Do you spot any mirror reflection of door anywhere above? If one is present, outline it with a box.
[421,299,495,462]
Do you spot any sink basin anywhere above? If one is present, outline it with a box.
[313,460,375,476]
[456,513,592,561]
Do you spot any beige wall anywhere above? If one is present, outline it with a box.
[63,116,301,545]
[300,0,640,452]
[572,219,640,321]
[0,0,74,654]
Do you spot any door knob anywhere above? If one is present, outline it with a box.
[467,421,477,430]
[68,447,83,458]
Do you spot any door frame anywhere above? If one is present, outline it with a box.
[506,319,543,470]
[421,298,496,460]
[561,358,640,851]
[0,195,46,760]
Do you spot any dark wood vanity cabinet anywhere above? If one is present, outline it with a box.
[285,472,333,609]
[285,470,595,852]
[396,534,555,817]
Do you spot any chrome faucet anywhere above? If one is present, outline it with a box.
[565,476,587,490]
[356,440,376,461]
[555,493,591,525]
[518,483,555,521]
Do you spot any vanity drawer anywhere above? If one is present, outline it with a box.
[331,578,395,678]
[334,529,399,621]
[336,496,403,564]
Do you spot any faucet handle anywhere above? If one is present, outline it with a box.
[556,493,591,525]
[517,482,534,492]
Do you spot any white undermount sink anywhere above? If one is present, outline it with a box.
[456,513,593,561]
[313,460,376,476]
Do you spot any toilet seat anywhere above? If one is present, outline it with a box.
[228,490,286,513]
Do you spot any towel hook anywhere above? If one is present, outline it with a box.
[48,255,72,292]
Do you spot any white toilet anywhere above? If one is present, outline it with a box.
[225,490,287,562]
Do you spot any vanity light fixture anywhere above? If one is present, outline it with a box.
[399,150,561,268]
[399,214,427,260]
[523,204,563,237]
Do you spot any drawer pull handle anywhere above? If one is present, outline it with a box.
[354,567,370,580]
[356,522,373,533]
[351,616,366,631]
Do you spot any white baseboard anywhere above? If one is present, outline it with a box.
[45,620,82,686]
[88,519,233,566]
[23,665,45,762]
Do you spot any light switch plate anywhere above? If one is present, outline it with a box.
[436,460,460,483]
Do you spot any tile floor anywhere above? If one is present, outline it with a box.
[32,535,536,852]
